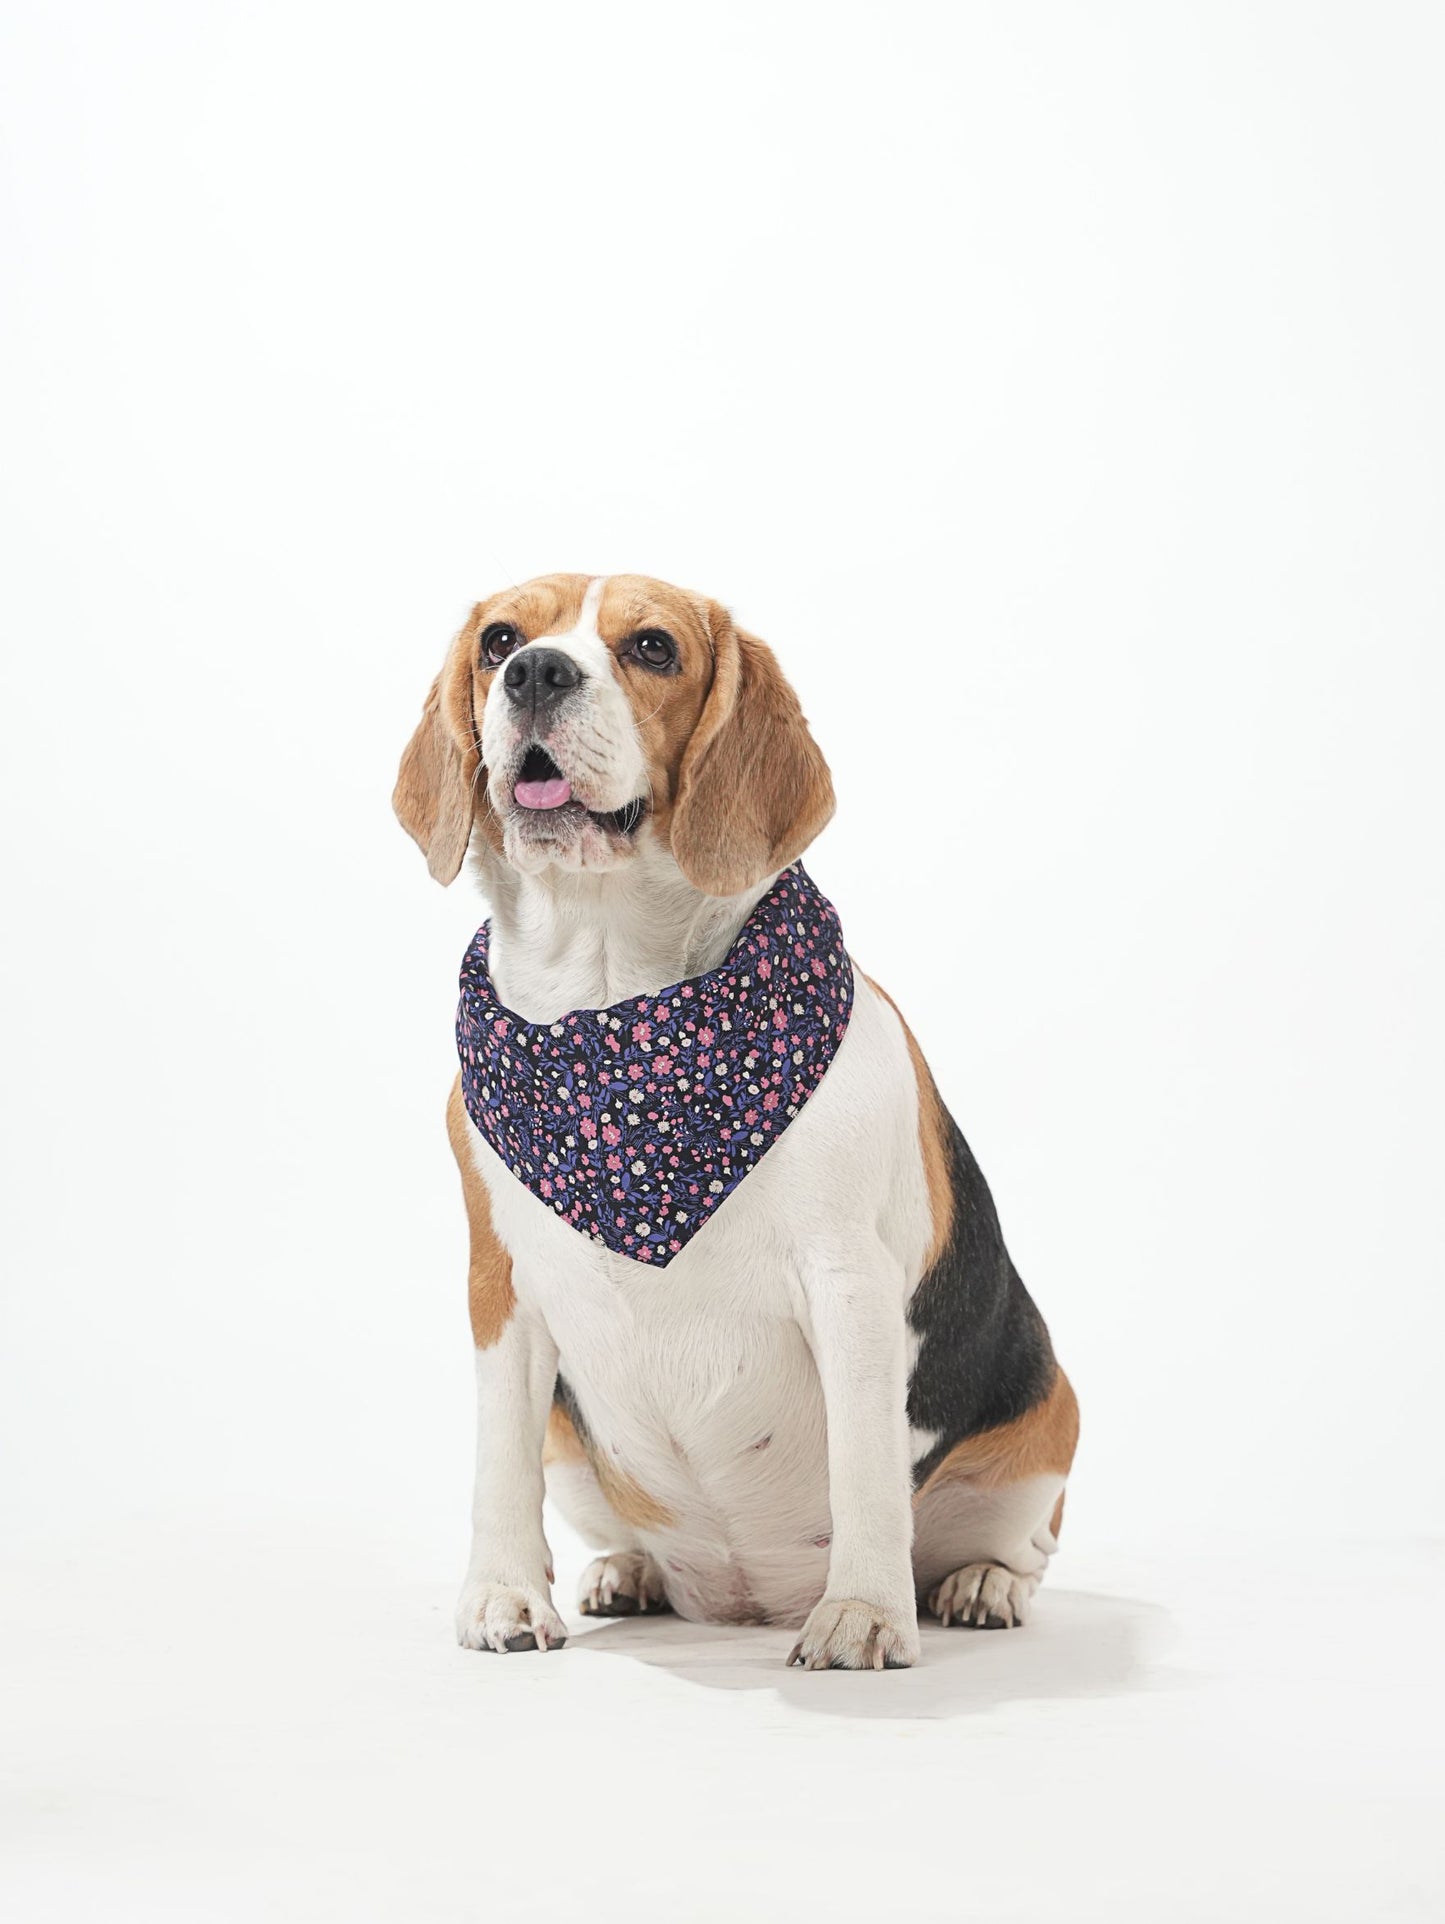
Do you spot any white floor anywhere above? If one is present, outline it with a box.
[2,1519,1440,1923]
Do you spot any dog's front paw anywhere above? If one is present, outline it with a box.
[579,1550,672,1617]
[787,1595,920,1671]
[455,1580,568,1654]
[927,1562,1036,1629]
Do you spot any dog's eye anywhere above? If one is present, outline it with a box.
[481,622,523,666]
[629,629,678,672]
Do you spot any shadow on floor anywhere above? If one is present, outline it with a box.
[567,1586,1175,1720]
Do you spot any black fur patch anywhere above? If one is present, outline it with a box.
[553,1121,1053,1498]
[906,1107,1056,1488]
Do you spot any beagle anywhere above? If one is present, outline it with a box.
[395,573,1077,1670]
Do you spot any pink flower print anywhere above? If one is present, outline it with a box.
[458,863,851,1268]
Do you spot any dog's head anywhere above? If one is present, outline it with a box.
[394,574,834,897]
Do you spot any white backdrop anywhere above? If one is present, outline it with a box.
[3,1,1442,1581]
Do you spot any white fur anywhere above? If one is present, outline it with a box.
[482,835,770,1024]
[464,971,931,1648]
[910,1470,1065,1597]
[448,602,1066,1664]
[455,1315,569,1652]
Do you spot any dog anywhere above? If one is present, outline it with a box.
[394,573,1077,1669]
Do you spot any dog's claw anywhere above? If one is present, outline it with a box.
[578,1551,672,1619]
[455,1580,568,1654]
[927,1563,1036,1632]
[786,1596,919,1671]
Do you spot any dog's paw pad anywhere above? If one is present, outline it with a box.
[455,1581,568,1653]
[578,1551,672,1618]
[787,1596,919,1671]
[927,1563,1035,1629]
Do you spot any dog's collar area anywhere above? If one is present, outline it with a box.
[456,864,855,1266]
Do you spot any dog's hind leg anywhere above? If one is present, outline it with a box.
[912,1472,1067,1627]
[911,1366,1078,1629]
[542,1398,672,1619]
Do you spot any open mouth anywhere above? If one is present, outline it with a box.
[513,745,646,836]
[514,744,573,811]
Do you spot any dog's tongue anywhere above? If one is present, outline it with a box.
[514,776,572,810]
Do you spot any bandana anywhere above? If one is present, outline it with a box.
[456,864,854,1266]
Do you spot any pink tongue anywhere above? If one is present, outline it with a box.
[514,776,572,810]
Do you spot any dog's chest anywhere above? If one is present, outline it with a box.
[470,981,930,1621]
[483,1137,838,1620]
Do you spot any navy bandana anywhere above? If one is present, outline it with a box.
[456,864,854,1266]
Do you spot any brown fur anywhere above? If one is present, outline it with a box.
[915,1365,1080,1500]
[393,625,483,883]
[446,1075,516,1348]
[392,573,834,900]
[543,1403,674,1530]
[592,1456,675,1532]
[864,975,954,1270]
[598,575,715,837]
[542,1404,588,1466]
[670,605,836,896]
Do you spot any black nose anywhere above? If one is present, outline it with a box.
[502,646,583,712]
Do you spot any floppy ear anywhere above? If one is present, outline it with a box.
[670,608,835,897]
[392,644,480,885]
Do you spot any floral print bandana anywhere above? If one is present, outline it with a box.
[456,864,854,1266]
